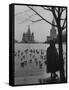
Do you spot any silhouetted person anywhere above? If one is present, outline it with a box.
[46,40,59,80]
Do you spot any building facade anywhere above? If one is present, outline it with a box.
[22,25,34,43]
[50,19,56,40]
[47,19,57,42]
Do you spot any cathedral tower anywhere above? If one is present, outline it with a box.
[50,19,56,40]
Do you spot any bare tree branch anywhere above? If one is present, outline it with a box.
[61,11,66,28]
[31,19,43,23]
[19,13,36,24]
[62,25,66,30]
[55,8,58,12]
[60,18,66,20]
[51,7,58,24]
[28,6,57,27]
[60,8,66,16]
[61,18,66,30]
[42,6,66,31]
[42,7,52,11]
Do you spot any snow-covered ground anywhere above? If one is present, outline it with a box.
[14,43,66,85]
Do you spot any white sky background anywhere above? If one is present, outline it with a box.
[15,5,65,42]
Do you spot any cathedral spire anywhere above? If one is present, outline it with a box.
[27,25,31,35]
[50,18,56,39]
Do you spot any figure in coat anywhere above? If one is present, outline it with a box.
[46,40,59,79]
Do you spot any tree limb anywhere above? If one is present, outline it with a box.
[62,25,66,30]
[60,18,66,20]
[31,19,43,23]
[60,8,66,16]
[55,8,58,12]
[28,6,57,27]
[42,7,52,11]
[51,7,58,24]
[61,18,66,30]
[19,13,36,24]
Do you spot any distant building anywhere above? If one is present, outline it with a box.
[22,25,34,43]
[50,19,56,39]
[47,19,57,42]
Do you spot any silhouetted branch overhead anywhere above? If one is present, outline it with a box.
[19,13,36,24]
[42,7,58,25]
[60,18,66,20]
[63,18,66,27]
[62,26,66,30]
[24,6,66,31]
[42,7,58,13]
[28,6,57,27]
[55,8,58,12]
[42,7,52,11]
[61,18,66,30]
[42,7,58,22]
[61,10,66,30]
[60,8,66,16]
[51,7,58,23]
[31,19,43,23]
[42,6,66,31]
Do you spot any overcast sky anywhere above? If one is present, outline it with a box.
[14,5,65,42]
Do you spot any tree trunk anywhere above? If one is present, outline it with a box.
[58,29,66,82]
